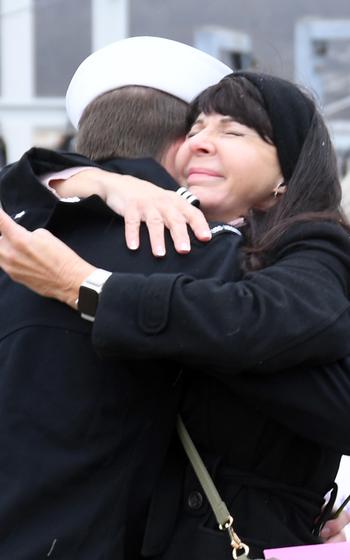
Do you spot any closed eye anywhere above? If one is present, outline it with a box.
[187,130,200,138]
[225,131,244,137]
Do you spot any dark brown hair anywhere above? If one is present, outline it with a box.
[187,75,350,270]
[187,76,273,145]
[244,112,350,269]
[76,85,188,162]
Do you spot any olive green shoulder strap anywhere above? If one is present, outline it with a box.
[177,414,252,559]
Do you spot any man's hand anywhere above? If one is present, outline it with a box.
[53,168,212,256]
[0,208,94,308]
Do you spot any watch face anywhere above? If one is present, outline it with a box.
[78,285,99,318]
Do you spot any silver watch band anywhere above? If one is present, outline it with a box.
[78,268,112,322]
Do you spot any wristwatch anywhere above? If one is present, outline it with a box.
[77,268,112,322]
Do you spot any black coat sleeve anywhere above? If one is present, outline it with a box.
[92,221,350,375]
[1,147,181,192]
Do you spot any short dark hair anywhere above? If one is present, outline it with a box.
[76,86,188,162]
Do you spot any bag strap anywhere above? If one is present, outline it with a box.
[176,414,250,559]
[333,493,350,518]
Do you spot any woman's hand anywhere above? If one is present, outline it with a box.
[0,208,94,308]
[320,510,350,543]
[53,168,211,256]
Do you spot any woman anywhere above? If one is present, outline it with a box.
[1,72,350,558]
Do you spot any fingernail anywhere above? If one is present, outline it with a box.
[179,243,190,252]
[129,241,138,250]
[202,230,212,239]
[155,247,166,257]
[320,527,330,537]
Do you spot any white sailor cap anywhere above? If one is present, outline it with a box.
[66,36,232,129]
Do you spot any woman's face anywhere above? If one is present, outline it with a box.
[174,112,283,222]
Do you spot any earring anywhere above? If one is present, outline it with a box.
[273,181,286,198]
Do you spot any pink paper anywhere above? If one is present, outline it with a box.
[264,541,350,559]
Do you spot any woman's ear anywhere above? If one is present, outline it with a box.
[253,179,287,212]
[273,180,287,199]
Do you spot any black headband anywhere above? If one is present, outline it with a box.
[231,71,315,182]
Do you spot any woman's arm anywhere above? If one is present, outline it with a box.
[0,209,93,308]
[92,221,350,374]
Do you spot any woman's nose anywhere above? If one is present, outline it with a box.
[189,132,216,154]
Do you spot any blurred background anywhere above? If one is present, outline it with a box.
[0,0,349,535]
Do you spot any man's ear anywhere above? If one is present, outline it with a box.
[160,137,185,180]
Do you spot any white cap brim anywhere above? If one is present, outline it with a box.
[66,36,232,129]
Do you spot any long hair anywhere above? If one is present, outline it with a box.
[187,75,349,270]
[245,112,350,269]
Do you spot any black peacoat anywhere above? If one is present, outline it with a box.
[0,148,244,559]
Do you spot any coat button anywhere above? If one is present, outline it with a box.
[187,490,203,510]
